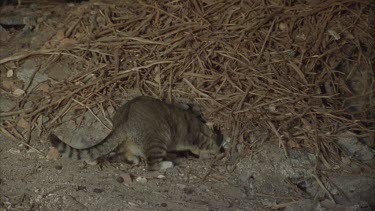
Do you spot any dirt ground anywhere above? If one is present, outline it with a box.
[1,1,374,211]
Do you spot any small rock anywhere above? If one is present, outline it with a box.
[1,80,14,91]
[341,156,351,165]
[54,165,63,170]
[46,147,60,160]
[85,160,98,165]
[205,122,214,130]
[35,195,42,202]
[13,88,25,97]
[284,199,317,211]
[136,176,147,184]
[107,106,115,115]
[116,176,124,183]
[238,172,252,183]
[362,134,375,148]
[128,202,138,206]
[161,202,167,207]
[5,62,16,69]
[55,30,65,40]
[176,184,186,189]
[8,149,21,154]
[76,185,86,191]
[157,175,165,179]
[36,83,50,92]
[17,118,29,129]
[236,143,245,154]
[328,29,341,40]
[296,34,306,41]
[26,148,39,154]
[337,131,375,161]
[278,22,288,31]
[199,153,212,159]
[6,69,13,77]
[159,161,174,170]
[59,38,77,48]
[119,173,133,184]
[93,188,104,193]
[183,188,194,195]
[268,104,277,112]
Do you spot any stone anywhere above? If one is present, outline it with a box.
[337,132,374,161]
[135,176,147,184]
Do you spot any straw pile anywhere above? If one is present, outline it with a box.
[1,0,374,162]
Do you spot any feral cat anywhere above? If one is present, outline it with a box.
[49,96,222,171]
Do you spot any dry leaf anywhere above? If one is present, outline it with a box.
[59,38,77,48]
[268,104,277,112]
[154,73,161,83]
[154,66,161,83]
[278,23,288,31]
[205,122,214,130]
[301,118,312,131]
[74,32,85,39]
[43,40,54,48]
[46,147,61,160]
[37,83,50,92]
[328,29,341,40]
[17,118,29,129]
[55,30,65,40]
[287,139,301,149]
[2,80,15,90]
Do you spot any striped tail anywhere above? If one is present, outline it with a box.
[48,133,121,160]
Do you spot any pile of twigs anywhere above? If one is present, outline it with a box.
[1,0,374,161]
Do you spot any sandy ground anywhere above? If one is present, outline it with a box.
[1,135,374,211]
[1,1,374,211]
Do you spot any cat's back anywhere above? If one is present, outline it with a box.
[112,96,170,128]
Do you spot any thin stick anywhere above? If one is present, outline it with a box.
[256,19,275,64]
[311,173,336,204]
[268,121,288,157]
[72,99,111,131]
[183,78,210,98]
[0,127,44,155]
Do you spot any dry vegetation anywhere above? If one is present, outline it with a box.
[1,0,374,163]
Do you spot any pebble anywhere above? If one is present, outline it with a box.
[77,185,86,191]
[7,148,21,155]
[93,188,104,193]
[176,183,186,189]
[136,176,147,184]
[116,176,124,183]
[128,202,138,206]
[338,131,374,161]
[13,88,25,97]
[278,22,288,31]
[6,69,13,77]
[54,165,63,170]
[85,160,98,165]
[157,175,165,179]
[119,173,133,184]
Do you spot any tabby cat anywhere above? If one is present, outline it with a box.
[49,96,222,171]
